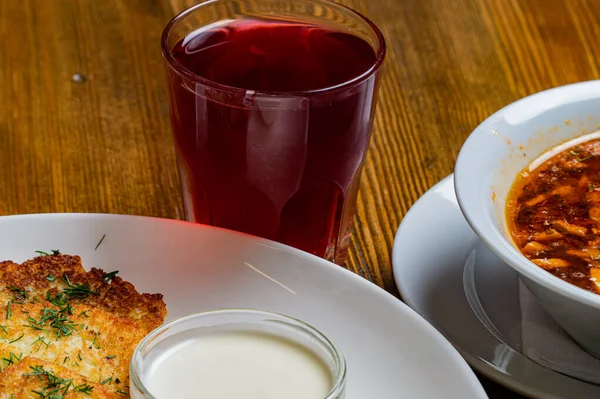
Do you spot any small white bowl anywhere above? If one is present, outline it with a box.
[130,309,346,399]
[454,80,600,357]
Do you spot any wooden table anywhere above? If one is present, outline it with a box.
[2,0,599,397]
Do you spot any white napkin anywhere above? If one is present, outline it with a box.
[519,280,600,383]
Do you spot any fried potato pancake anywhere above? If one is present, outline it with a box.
[0,357,119,398]
[0,254,166,398]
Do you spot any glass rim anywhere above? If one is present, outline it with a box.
[160,0,386,97]
[130,308,347,399]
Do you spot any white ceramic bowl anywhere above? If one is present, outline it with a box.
[454,80,600,357]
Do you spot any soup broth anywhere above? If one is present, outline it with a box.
[507,136,600,294]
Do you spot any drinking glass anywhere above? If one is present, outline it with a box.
[161,0,386,264]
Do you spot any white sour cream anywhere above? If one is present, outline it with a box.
[144,330,333,399]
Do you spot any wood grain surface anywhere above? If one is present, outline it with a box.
[2,0,600,397]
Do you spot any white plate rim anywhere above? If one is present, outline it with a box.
[0,211,488,398]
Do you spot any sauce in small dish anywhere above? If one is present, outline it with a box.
[130,309,346,399]
[507,133,600,294]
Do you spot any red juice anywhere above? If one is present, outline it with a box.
[166,19,381,262]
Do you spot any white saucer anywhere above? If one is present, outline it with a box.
[0,212,487,398]
[392,175,600,399]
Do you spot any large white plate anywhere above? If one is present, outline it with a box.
[392,175,600,398]
[0,213,486,398]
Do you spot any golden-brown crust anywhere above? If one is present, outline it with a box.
[0,357,121,398]
[81,267,166,333]
[0,254,166,333]
[0,254,167,398]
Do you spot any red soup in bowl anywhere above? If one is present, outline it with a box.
[507,136,600,294]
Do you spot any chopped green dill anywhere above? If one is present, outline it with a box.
[47,281,97,311]
[46,274,56,282]
[1,351,22,367]
[63,283,98,299]
[95,234,107,250]
[63,274,72,287]
[114,377,121,384]
[8,333,23,343]
[106,355,116,359]
[90,332,102,349]
[0,325,7,334]
[77,353,82,361]
[117,389,127,395]
[24,319,46,331]
[74,383,94,394]
[79,311,90,318]
[27,306,80,339]
[7,286,27,301]
[100,376,112,385]
[31,336,50,349]
[102,270,119,284]
[46,291,67,307]
[25,365,94,396]
[6,300,11,320]
[34,250,60,256]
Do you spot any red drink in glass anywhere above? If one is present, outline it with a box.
[162,0,385,264]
